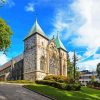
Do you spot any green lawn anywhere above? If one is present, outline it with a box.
[25,84,100,100]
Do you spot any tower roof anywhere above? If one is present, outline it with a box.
[24,19,47,40]
[54,34,66,51]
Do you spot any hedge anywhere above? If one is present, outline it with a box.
[35,80,81,91]
[44,75,67,83]
[87,81,100,88]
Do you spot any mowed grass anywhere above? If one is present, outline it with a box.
[25,84,100,100]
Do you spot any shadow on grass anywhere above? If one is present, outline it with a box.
[26,84,100,100]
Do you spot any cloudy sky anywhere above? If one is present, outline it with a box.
[0,0,100,71]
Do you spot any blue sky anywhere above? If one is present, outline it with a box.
[0,0,100,71]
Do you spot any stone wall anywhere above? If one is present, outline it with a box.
[23,33,67,81]
[47,39,60,75]
[59,49,67,76]
[11,59,23,80]
[24,34,37,80]
[36,34,48,80]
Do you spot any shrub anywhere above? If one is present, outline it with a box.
[93,81,100,87]
[66,84,72,91]
[71,83,81,91]
[44,75,67,83]
[35,80,81,91]
[36,80,67,90]
[87,81,100,88]
[66,78,75,84]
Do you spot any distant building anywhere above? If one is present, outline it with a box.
[0,19,67,81]
[79,70,100,86]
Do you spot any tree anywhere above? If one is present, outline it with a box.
[67,51,80,81]
[91,74,96,82]
[73,51,78,79]
[0,0,6,7]
[70,51,81,81]
[96,63,100,79]
[0,18,13,53]
[67,53,73,78]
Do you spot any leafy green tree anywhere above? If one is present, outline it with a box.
[67,53,73,78]
[72,51,80,81]
[91,74,96,82]
[1,0,6,3]
[73,51,79,79]
[0,18,13,53]
[75,70,80,81]
[0,0,6,7]
[96,63,100,79]
[67,51,80,82]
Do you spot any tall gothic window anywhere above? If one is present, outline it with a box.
[63,63,66,76]
[40,56,45,71]
[49,53,59,75]
[49,57,55,74]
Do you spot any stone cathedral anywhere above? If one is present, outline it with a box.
[0,19,67,81]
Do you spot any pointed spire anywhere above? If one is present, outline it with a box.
[24,19,47,40]
[54,31,66,51]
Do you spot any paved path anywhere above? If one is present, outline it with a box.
[0,83,51,100]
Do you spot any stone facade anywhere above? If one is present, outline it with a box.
[23,24,67,81]
[0,20,67,81]
[24,34,37,81]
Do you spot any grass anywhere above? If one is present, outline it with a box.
[25,84,100,100]
[7,80,34,83]
[0,80,35,84]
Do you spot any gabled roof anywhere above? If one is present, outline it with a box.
[24,19,47,40]
[54,34,66,51]
[0,54,23,72]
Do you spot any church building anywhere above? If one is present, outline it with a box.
[0,19,67,81]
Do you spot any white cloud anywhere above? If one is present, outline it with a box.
[78,59,100,71]
[0,53,9,66]
[71,0,100,70]
[93,54,100,59]
[25,3,35,12]
[52,0,100,71]
[52,0,100,52]
[68,51,74,62]
[68,51,99,71]
[69,51,82,62]
[71,0,100,50]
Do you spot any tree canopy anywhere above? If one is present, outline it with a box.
[0,0,6,6]
[0,18,13,52]
[97,63,100,79]
[67,51,80,81]
[67,53,73,78]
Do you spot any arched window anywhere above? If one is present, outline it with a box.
[40,56,45,71]
[49,53,59,75]
[63,63,66,76]
[49,57,55,74]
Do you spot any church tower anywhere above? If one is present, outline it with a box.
[23,20,49,81]
[54,34,67,76]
